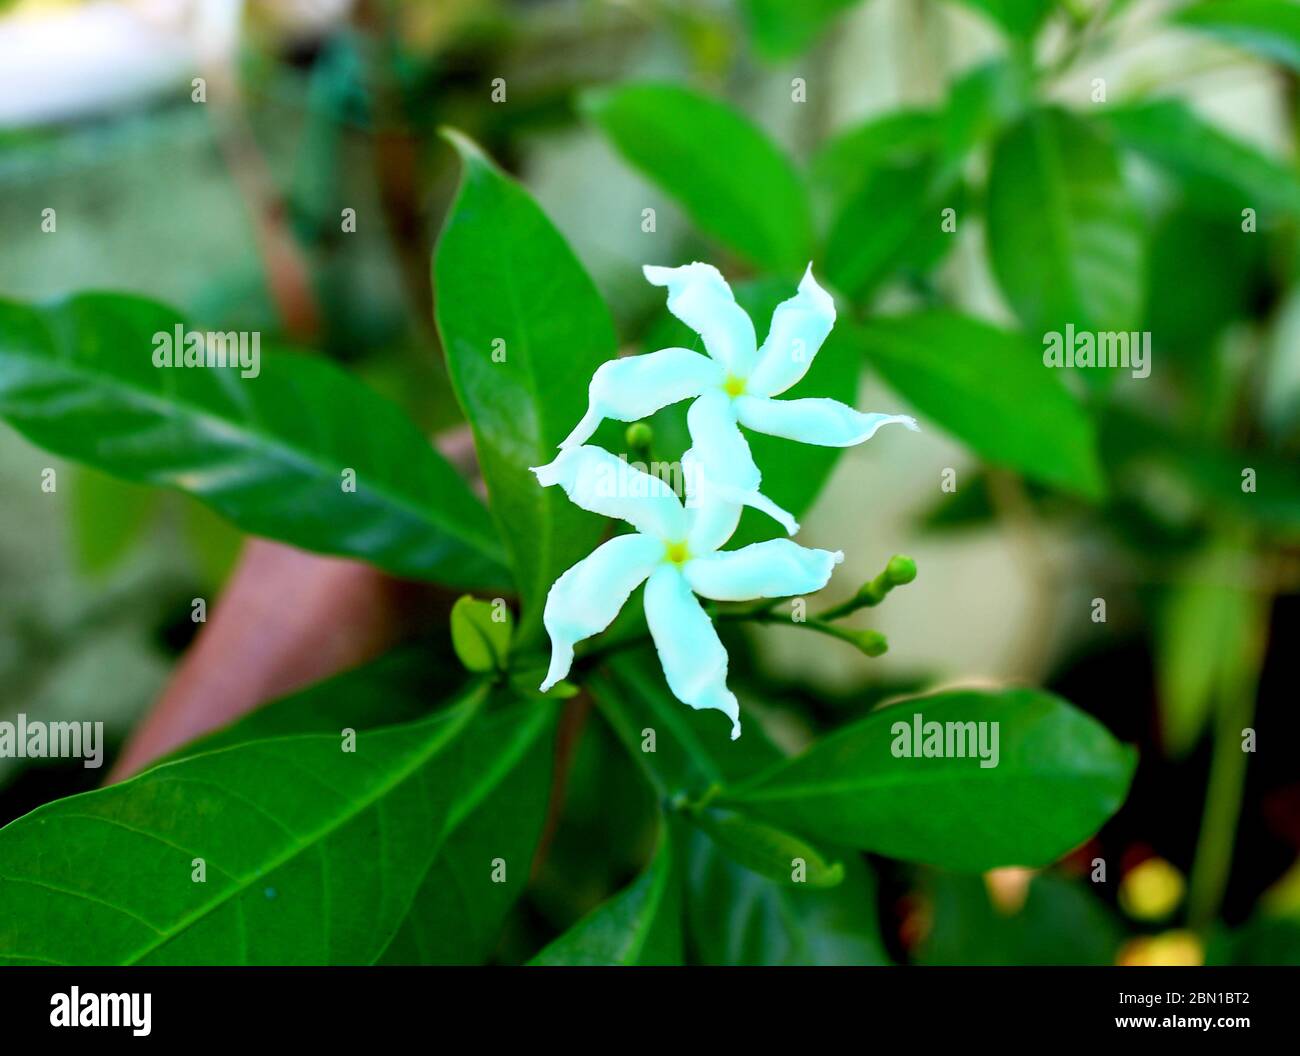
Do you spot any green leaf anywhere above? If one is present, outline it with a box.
[155,648,459,766]
[1101,407,1300,537]
[812,109,943,206]
[987,107,1145,333]
[950,0,1056,39]
[1157,541,1267,757]
[721,687,1136,871]
[435,131,615,643]
[688,807,843,888]
[582,83,813,274]
[1103,99,1300,215]
[684,827,888,965]
[0,686,492,965]
[69,465,159,575]
[377,699,556,964]
[824,159,963,302]
[0,294,508,586]
[848,311,1106,498]
[741,0,861,60]
[450,595,512,673]
[1174,1,1300,72]
[529,823,682,965]
[151,649,554,965]
[592,652,784,796]
[920,872,1124,965]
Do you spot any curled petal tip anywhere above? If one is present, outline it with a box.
[730,718,742,741]
[902,416,920,432]
[831,550,845,566]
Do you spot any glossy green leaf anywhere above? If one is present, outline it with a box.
[529,824,682,965]
[152,649,552,965]
[987,107,1145,333]
[721,687,1136,871]
[156,648,460,767]
[741,0,860,59]
[592,652,785,795]
[684,827,888,965]
[450,594,512,673]
[435,131,614,643]
[689,807,843,888]
[0,686,492,965]
[582,83,813,274]
[1174,1,1300,72]
[377,700,556,964]
[1103,99,1300,215]
[848,311,1106,498]
[0,294,508,586]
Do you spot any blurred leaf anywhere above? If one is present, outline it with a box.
[920,872,1124,965]
[741,0,861,59]
[688,807,844,888]
[1174,1,1300,72]
[721,687,1136,871]
[1101,408,1300,537]
[987,107,1145,333]
[68,466,158,575]
[939,58,1035,163]
[1143,207,1264,379]
[0,294,509,587]
[529,823,682,965]
[582,83,813,274]
[685,827,889,965]
[1103,99,1300,215]
[824,159,963,301]
[848,311,1106,498]
[0,685,490,965]
[1263,287,1300,440]
[450,594,512,673]
[435,131,615,643]
[377,699,556,964]
[950,0,1057,39]
[1156,541,1261,756]
[812,110,942,206]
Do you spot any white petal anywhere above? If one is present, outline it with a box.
[533,445,687,541]
[687,391,800,535]
[681,447,741,554]
[735,395,918,447]
[540,534,665,691]
[684,539,844,601]
[643,564,741,739]
[643,262,758,378]
[746,264,837,398]
[559,347,724,450]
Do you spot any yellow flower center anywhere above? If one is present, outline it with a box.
[664,540,690,566]
[722,374,746,398]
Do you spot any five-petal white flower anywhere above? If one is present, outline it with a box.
[532,445,843,739]
[557,262,918,533]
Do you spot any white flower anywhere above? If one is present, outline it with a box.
[532,446,843,739]
[557,262,917,533]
